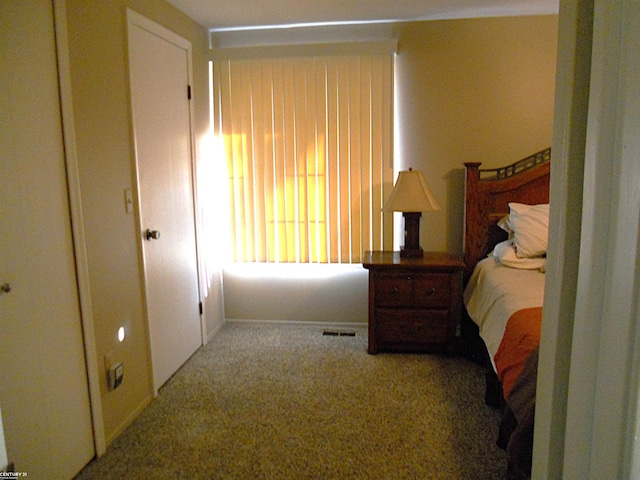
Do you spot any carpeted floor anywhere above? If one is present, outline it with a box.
[76,322,507,479]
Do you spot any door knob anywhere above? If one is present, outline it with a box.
[1,283,11,294]
[145,229,161,240]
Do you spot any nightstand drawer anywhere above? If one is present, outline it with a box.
[364,251,464,355]
[375,309,449,345]
[374,273,451,308]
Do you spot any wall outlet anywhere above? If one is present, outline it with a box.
[107,362,124,391]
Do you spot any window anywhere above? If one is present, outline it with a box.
[213,51,394,263]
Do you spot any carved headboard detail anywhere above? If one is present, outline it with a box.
[463,148,551,280]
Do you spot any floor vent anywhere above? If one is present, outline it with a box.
[323,330,356,337]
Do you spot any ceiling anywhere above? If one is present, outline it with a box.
[165,0,559,31]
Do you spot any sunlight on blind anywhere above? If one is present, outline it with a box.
[214,54,394,263]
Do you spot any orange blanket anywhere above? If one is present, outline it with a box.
[493,307,542,400]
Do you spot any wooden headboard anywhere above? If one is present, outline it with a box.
[463,148,551,280]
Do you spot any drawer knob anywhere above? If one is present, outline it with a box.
[391,287,400,294]
[425,287,437,296]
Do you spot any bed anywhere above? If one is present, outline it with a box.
[461,147,550,479]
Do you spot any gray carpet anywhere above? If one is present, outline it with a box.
[76,322,507,479]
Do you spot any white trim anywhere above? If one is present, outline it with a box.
[127,9,191,50]
[566,0,640,475]
[0,407,8,471]
[205,318,225,343]
[52,0,106,457]
[126,8,159,398]
[211,40,398,60]
[226,319,368,329]
[534,0,640,477]
[104,395,153,446]
[630,294,640,478]
[532,0,591,475]
[210,22,398,51]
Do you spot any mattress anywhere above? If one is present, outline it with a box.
[463,256,546,374]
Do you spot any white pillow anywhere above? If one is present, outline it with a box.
[493,240,547,270]
[508,202,549,258]
[497,214,514,239]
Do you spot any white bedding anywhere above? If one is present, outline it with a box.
[463,257,546,370]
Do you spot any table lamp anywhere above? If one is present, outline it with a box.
[384,168,441,258]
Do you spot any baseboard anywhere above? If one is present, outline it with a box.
[205,319,225,343]
[225,318,367,329]
[104,394,153,450]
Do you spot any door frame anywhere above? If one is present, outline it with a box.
[534,0,640,477]
[53,0,105,456]
[126,8,204,396]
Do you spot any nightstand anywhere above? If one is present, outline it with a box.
[363,251,465,354]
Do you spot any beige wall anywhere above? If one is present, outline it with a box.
[394,15,558,253]
[64,0,222,443]
[223,264,369,324]
[223,15,558,323]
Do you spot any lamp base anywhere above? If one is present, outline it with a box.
[401,212,423,258]
[400,246,424,258]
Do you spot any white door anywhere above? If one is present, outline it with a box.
[127,11,202,390]
[0,0,95,477]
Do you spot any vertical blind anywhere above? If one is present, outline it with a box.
[213,53,394,263]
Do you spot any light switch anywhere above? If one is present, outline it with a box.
[124,188,134,214]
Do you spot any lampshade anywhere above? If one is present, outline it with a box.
[383,168,441,213]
